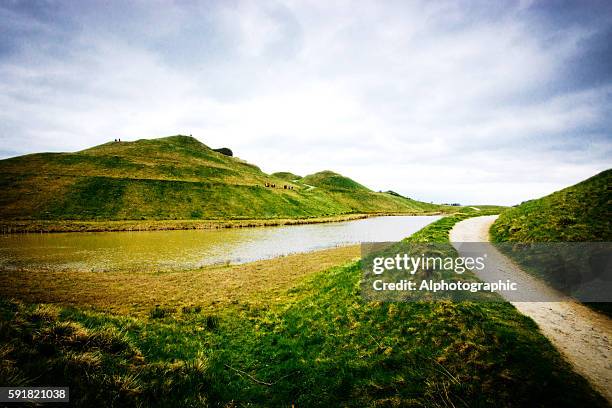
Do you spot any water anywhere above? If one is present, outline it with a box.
[0,216,440,272]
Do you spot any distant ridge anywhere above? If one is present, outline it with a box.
[301,171,369,192]
[0,135,443,221]
[271,172,302,181]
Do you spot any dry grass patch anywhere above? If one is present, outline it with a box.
[0,245,360,315]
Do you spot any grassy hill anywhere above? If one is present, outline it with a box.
[491,169,611,242]
[490,170,611,316]
[271,171,302,181]
[0,135,445,223]
[300,170,369,191]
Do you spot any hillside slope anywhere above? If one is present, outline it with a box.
[300,170,369,191]
[490,169,611,242]
[0,135,443,222]
[271,172,301,181]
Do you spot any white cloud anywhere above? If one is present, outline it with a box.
[0,0,610,205]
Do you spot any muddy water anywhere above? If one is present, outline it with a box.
[0,215,440,272]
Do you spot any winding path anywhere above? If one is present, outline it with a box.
[450,215,612,402]
[292,179,317,191]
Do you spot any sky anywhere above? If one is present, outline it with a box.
[1,0,611,205]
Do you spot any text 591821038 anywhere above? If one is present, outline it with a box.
[0,387,69,402]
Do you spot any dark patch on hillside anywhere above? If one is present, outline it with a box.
[213,147,233,157]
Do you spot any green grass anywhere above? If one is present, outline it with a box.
[270,172,302,181]
[0,135,451,223]
[1,209,606,407]
[0,299,213,407]
[490,169,611,316]
[300,170,370,191]
[490,169,611,242]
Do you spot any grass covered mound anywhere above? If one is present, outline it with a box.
[0,211,606,406]
[212,266,603,406]
[270,172,302,181]
[300,170,369,191]
[490,169,612,316]
[0,135,446,223]
[490,169,611,242]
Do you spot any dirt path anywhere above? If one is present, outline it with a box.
[450,215,612,402]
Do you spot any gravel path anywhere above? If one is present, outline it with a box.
[450,215,612,402]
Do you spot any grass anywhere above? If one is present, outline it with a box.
[300,170,370,191]
[490,169,611,316]
[0,208,607,407]
[0,135,454,226]
[0,245,361,315]
[0,212,383,233]
[270,172,302,181]
[210,267,600,406]
[0,299,213,407]
[490,169,611,242]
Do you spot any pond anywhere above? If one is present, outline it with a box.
[0,215,441,272]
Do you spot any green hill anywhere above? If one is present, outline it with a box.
[0,135,443,223]
[271,172,302,181]
[491,169,611,242]
[301,170,369,191]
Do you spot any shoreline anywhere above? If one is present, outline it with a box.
[0,211,445,234]
[0,245,362,315]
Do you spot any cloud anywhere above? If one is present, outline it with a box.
[0,0,610,205]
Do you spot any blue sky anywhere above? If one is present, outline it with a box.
[1,0,611,205]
